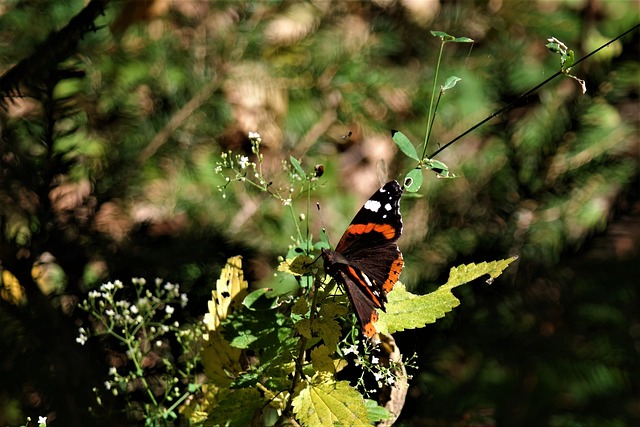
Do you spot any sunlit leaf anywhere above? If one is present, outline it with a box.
[391,130,419,161]
[404,168,423,192]
[203,256,248,332]
[424,158,456,178]
[376,257,518,334]
[442,76,462,91]
[292,379,369,427]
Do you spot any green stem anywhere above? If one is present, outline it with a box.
[422,39,446,160]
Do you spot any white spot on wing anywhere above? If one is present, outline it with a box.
[362,272,375,289]
[364,200,381,212]
[384,203,392,211]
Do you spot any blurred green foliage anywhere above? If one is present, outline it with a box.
[0,0,638,426]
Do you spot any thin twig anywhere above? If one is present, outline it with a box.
[429,23,640,159]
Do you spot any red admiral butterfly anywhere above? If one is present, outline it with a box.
[321,181,404,338]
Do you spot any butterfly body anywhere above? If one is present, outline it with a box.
[321,180,404,338]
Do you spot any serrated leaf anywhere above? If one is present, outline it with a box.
[290,155,306,178]
[404,168,423,192]
[442,76,462,91]
[391,130,420,161]
[201,331,243,387]
[204,256,249,332]
[313,316,341,352]
[291,296,310,315]
[296,318,312,339]
[364,399,392,423]
[292,380,369,427]
[278,255,315,276]
[311,345,335,373]
[207,388,264,427]
[377,257,518,334]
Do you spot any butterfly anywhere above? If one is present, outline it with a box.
[321,180,404,338]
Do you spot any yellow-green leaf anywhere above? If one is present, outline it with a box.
[278,254,315,276]
[292,379,369,427]
[377,257,518,334]
[311,345,335,374]
[203,256,248,332]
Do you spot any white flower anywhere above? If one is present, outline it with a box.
[38,416,47,425]
[156,340,163,347]
[373,371,384,382]
[165,305,175,315]
[105,309,115,317]
[76,332,88,346]
[108,367,117,376]
[130,305,138,314]
[343,344,359,355]
[238,156,250,169]
[180,293,189,308]
[104,381,112,390]
[248,131,261,140]
[371,356,379,364]
[100,282,114,291]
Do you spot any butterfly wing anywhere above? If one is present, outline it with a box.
[322,181,404,337]
[335,180,404,299]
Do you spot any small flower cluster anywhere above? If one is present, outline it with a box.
[77,278,188,347]
[214,132,270,199]
[340,338,417,396]
[213,131,310,208]
[77,278,201,423]
[18,416,48,427]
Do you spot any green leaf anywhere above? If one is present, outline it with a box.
[201,331,243,387]
[292,379,370,427]
[424,158,456,178]
[290,155,306,178]
[430,31,473,43]
[364,399,392,423]
[207,388,264,427]
[311,345,335,373]
[376,257,518,334]
[404,168,423,192]
[442,76,462,91]
[242,288,280,310]
[391,130,420,161]
[430,30,455,41]
[546,41,561,53]
[563,49,575,69]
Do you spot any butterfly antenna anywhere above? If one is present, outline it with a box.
[317,202,331,246]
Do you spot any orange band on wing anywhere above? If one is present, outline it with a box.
[363,310,379,338]
[382,255,404,294]
[346,223,397,240]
